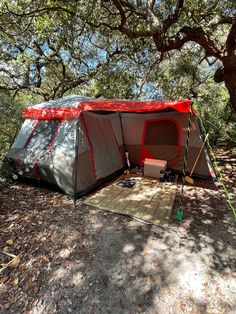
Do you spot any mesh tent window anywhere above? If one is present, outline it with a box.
[25,120,60,150]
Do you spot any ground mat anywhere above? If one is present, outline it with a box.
[84,176,177,226]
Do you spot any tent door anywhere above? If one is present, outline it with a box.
[82,113,123,179]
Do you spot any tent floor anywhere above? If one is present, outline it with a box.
[83,175,177,226]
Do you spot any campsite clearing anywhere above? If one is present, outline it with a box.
[0,147,235,314]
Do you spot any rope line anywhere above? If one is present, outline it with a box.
[203,118,236,144]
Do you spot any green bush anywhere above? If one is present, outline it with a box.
[0,91,24,165]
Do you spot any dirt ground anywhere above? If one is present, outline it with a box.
[0,147,236,314]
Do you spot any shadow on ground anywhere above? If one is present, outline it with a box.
[0,147,235,313]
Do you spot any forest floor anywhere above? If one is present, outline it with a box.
[0,147,236,314]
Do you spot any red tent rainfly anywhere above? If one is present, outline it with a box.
[23,99,194,120]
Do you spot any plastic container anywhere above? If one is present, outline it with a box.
[144,158,167,178]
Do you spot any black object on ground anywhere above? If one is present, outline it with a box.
[160,169,176,182]
[116,178,137,188]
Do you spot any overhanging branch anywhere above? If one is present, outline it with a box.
[153,26,221,59]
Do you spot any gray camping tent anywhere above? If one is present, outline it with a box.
[3,95,216,198]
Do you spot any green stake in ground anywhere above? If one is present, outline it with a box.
[177,209,183,221]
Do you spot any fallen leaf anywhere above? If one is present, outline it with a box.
[3,246,9,253]
[22,215,30,221]
[189,290,195,298]
[3,253,20,269]
[0,276,8,284]
[149,275,156,283]
[13,277,19,285]
[40,256,50,263]
[6,239,14,245]
[216,286,225,298]
[3,303,10,310]
[10,256,20,268]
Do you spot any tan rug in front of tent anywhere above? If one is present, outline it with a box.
[83,176,177,226]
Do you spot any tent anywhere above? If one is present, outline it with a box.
[3,95,216,198]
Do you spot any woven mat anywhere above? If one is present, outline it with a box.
[84,176,177,226]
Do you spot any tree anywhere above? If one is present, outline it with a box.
[0,0,235,112]
[0,0,125,100]
[82,0,236,110]
[0,89,24,164]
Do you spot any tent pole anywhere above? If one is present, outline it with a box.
[119,112,126,154]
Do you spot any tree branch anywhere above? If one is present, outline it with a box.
[137,55,163,98]
[3,3,76,18]
[163,0,184,32]
[226,18,236,55]
[153,26,221,59]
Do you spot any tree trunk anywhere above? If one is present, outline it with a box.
[223,61,236,112]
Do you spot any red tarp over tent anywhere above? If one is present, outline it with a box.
[23,99,193,120]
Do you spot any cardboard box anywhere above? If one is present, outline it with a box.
[144,158,167,178]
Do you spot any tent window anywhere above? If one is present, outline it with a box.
[11,119,36,149]
[26,120,60,150]
[145,120,178,145]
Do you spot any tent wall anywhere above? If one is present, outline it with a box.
[44,119,77,196]
[5,119,78,196]
[12,119,37,149]
[6,118,40,180]
[5,112,125,197]
[121,111,215,178]
[81,112,124,181]
[74,117,97,194]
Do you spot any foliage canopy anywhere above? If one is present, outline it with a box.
[0,0,235,108]
[0,0,235,163]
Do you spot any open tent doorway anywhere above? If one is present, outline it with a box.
[140,119,180,167]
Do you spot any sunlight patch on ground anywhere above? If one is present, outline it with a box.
[122,243,135,253]
[72,271,84,286]
[179,262,205,300]
[59,248,72,258]
[50,267,68,282]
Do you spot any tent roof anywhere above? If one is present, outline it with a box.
[23,95,193,120]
